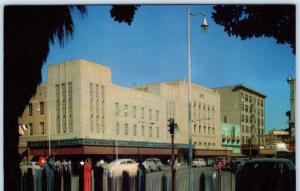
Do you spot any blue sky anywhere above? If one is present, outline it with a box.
[42,5,295,132]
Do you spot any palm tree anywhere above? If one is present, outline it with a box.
[4,5,138,190]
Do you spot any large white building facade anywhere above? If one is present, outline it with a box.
[19,60,226,160]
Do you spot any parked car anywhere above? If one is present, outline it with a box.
[148,158,164,170]
[142,159,158,172]
[236,158,295,191]
[192,158,207,167]
[108,159,138,177]
[230,158,249,173]
[206,158,215,167]
[167,158,184,166]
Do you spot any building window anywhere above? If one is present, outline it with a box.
[245,115,249,123]
[208,127,211,135]
[241,92,244,100]
[156,126,159,138]
[133,124,137,136]
[124,105,128,117]
[245,105,248,112]
[199,142,202,146]
[39,102,44,115]
[149,109,152,120]
[241,114,244,122]
[133,106,137,118]
[29,123,33,135]
[142,125,145,136]
[199,125,201,134]
[204,126,206,134]
[249,96,252,103]
[141,108,144,119]
[156,110,159,121]
[149,126,152,137]
[55,84,60,134]
[40,122,45,135]
[68,82,73,133]
[116,123,120,135]
[245,94,248,102]
[194,125,197,133]
[125,123,128,135]
[62,83,66,133]
[115,103,119,116]
[261,100,263,107]
[29,103,33,116]
[241,104,244,111]
[166,102,169,118]
[212,127,215,135]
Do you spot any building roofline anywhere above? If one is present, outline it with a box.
[48,59,110,69]
[214,84,267,98]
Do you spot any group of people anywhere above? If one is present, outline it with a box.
[20,156,107,191]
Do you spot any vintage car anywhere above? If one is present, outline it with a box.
[236,158,295,191]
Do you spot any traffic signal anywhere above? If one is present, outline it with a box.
[168,118,178,135]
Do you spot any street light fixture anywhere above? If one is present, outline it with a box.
[187,6,208,191]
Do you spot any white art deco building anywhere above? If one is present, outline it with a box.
[19,60,226,160]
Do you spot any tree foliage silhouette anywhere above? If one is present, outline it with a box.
[212,5,295,54]
[4,5,139,191]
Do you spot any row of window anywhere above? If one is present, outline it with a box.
[23,123,44,136]
[241,125,264,135]
[241,92,264,107]
[241,114,264,126]
[90,83,105,133]
[192,102,215,119]
[241,104,264,116]
[222,139,240,144]
[55,82,73,134]
[194,141,216,147]
[28,102,44,116]
[242,136,265,145]
[115,123,160,138]
[115,103,160,121]
[193,125,215,136]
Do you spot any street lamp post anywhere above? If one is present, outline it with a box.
[187,6,208,191]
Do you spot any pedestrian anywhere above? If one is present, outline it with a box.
[84,158,92,191]
[79,160,84,191]
[55,160,62,191]
[45,156,55,191]
[62,159,71,191]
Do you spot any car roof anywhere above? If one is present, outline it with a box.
[245,158,295,170]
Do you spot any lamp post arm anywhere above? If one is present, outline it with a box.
[190,12,206,17]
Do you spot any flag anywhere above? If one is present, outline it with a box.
[18,124,29,135]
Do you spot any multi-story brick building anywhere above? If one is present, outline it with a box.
[215,85,266,156]
[19,59,226,161]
